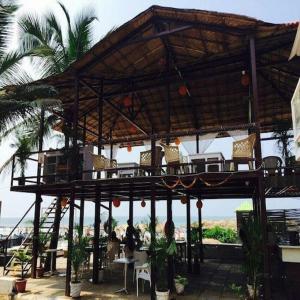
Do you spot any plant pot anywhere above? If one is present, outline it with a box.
[36,267,44,278]
[156,289,169,300]
[247,284,255,299]
[15,279,27,293]
[174,282,185,294]
[98,269,104,282]
[70,281,82,298]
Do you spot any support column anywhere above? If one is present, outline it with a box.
[198,199,204,263]
[167,191,174,291]
[186,193,192,273]
[108,193,112,235]
[65,75,80,295]
[79,198,85,230]
[150,136,156,300]
[129,186,133,225]
[250,37,271,299]
[65,190,75,296]
[32,107,45,278]
[93,187,101,283]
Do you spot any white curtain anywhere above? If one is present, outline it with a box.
[104,143,120,159]
[181,133,218,154]
[227,130,248,141]
[289,23,300,60]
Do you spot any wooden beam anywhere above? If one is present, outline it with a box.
[80,79,149,136]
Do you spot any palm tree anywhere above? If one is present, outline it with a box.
[17,1,97,77]
[0,1,98,175]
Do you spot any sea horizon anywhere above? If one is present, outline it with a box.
[0,215,235,228]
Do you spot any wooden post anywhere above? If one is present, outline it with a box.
[108,193,112,235]
[150,136,156,300]
[196,134,199,154]
[79,198,85,230]
[186,193,192,273]
[93,187,101,283]
[250,37,271,300]
[65,190,75,296]
[167,191,174,291]
[129,186,133,225]
[32,107,45,278]
[198,199,204,263]
[65,75,80,295]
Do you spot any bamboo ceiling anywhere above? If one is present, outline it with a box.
[29,6,300,143]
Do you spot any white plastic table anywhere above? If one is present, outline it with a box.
[46,248,61,275]
[113,257,137,294]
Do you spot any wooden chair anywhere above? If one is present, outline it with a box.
[230,134,256,171]
[91,154,117,178]
[160,144,188,174]
[139,146,164,175]
[263,156,282,176]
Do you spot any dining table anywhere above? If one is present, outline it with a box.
[113,257,137,294]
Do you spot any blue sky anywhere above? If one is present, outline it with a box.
[0,0,299,220]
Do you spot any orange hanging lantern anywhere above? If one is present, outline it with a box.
[123,96,132,108]
[127,144,132,152]
[61,197,68,208]
[180,196,187,204]
[175,137,181,145]
[113,198,121,208]
[129,125,137,134]
[178,85,188,96]
[241,71,250,86]
[159,58,166,66]
[196,199,203,209]
[141,198,146,207]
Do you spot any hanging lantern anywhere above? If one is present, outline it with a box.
[113,198,121,208]
[61,197,68,208]
[178,85,188,96]
[129,125,137,134]
[123,96,132,108]
[127,143,132,152]
[141,198,146,207]
[241,71,250,87]
[175,137,181,145]
[180,196,187,204]
[158,58,166,66]
[196,199,203,209]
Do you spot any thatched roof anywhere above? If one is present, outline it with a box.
[31,5,300,144]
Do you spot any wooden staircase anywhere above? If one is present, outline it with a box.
[4,198,69,277]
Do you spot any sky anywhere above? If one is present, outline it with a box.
[0,0,300,221]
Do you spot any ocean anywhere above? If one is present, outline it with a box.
[0,215,234,232]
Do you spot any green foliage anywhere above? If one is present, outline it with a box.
[111,217,118,230]
[174,275,188,286]
[71,225,90,283]
[13,249,32,279]
[239,216,263,299]
[203,226,238,243]
[229,283,245,299]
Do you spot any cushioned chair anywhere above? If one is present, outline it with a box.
[230,134,256,171]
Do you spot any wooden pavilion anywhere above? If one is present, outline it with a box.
[7,6,300,299]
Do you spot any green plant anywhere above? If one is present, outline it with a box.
[36,232,51,268]
[229,283,245,299]
[272,119,293,165]
[174,275,188,286]
[13,249,32,279]
[203,226,237,243]
[239,216,263,299]
[111,217,118,230]
[149,233,177,291]
[71,225,90,283]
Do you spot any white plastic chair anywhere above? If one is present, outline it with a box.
[133,250,148,282]
[136,263,151,297]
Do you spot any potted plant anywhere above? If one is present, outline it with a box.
[150,235,177,300]
[14,249,32,293]
[70,225,90,298]
[174,275,188,295]
[36,232,51,277]
[239,216,263,300]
